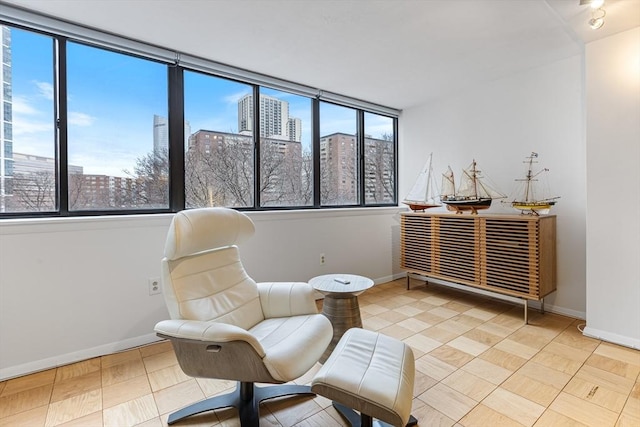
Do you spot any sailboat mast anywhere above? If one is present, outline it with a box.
[451,168,456,196]
[472,160,478,198]
[425,153,433,201]
[524,155,533,202]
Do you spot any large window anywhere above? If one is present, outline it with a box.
[259,88,312,207]
[66,42,168,211]
[1,26,56,213]
[184,71,254,208]
[320,102,358,206]
[364,112,395,204]
[0,17,398,218]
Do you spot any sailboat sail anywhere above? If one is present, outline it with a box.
[440,166,455,198]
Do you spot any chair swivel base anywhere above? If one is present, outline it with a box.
[167,381,314,426]
[333,402,418,427]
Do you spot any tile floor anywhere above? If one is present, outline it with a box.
[1,278,639,426]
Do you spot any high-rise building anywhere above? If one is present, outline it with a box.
[238,94,300,142]
[237,95,253,135]
[320,133,358,203]
[287,117,302,143]
[153,114,191,153]
[1,26,13,212]
[153,115,168,154]
[319,132,394,204]
[188,129,253,155]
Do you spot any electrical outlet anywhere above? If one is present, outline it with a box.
[320,253,325,265]
[148,278,161,295]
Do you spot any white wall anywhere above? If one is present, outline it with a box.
[0,208,403,380]
[399,55,586,319]
[584,28,640,349]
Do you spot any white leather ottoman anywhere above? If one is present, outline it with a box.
[311,328,417,427]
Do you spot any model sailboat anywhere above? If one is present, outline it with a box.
[403,152,441,211]
[440,160,505,214]
[510,152,559,215]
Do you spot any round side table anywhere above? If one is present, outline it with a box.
[309,273,374,363]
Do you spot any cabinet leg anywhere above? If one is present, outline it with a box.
[524,299,528,325]
[540,298,545,314]
[406,275,410,290]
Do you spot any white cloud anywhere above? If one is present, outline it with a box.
[224,90,250,105]
[11,96,40,115]
[68,112,96,127]
[12,96,53,137]
[35,81,54,100]
[12,117,53,136]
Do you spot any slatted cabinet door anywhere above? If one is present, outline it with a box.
[400,213,434,274]
[482,218,540,298]
[434,215,478,286]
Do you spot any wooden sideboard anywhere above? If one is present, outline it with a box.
[400,212,556,321]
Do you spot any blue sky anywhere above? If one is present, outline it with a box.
[9,25,393,178]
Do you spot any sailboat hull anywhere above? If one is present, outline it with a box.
[403,200,441,211]
[442,198,492,214]
[512,201,556,215]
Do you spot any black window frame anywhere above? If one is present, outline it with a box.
[0,15,398,219]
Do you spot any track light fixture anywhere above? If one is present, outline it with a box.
[580,0,606,30]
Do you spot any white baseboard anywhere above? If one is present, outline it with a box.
[0,333,163,381]
[527,300,586,320]
[583,326,640,350]
[374,273,405,284]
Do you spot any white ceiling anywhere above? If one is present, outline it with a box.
[3,0,639,110]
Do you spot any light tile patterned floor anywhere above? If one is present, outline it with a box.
[1,278,639,426]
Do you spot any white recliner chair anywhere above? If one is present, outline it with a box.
[154,207,333,426]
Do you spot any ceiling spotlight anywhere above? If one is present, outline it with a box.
[580,0,606,30]
[589,7,606,29]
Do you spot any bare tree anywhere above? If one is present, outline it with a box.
[260,140,288,206]
[185,136,254,208]
[68,173,88,210]
[298,151,314,205]
[185,147,217,208]
[125,148,169,208]
[365,136,395,203]
[9,172,55,211]
[210,139,254,207]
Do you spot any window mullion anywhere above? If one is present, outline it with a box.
[56,36,69,215]
[393,118,398,205]
[253,85,260,208]
[168,65,185,211]
[312,97,320,207]
[357,110,365,206]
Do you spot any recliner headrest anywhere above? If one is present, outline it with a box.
[164,207,255,260]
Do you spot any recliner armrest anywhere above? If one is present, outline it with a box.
[154,319,265,357]
[257,282,319,318]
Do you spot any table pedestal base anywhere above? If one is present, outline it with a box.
[320,294,363,363]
